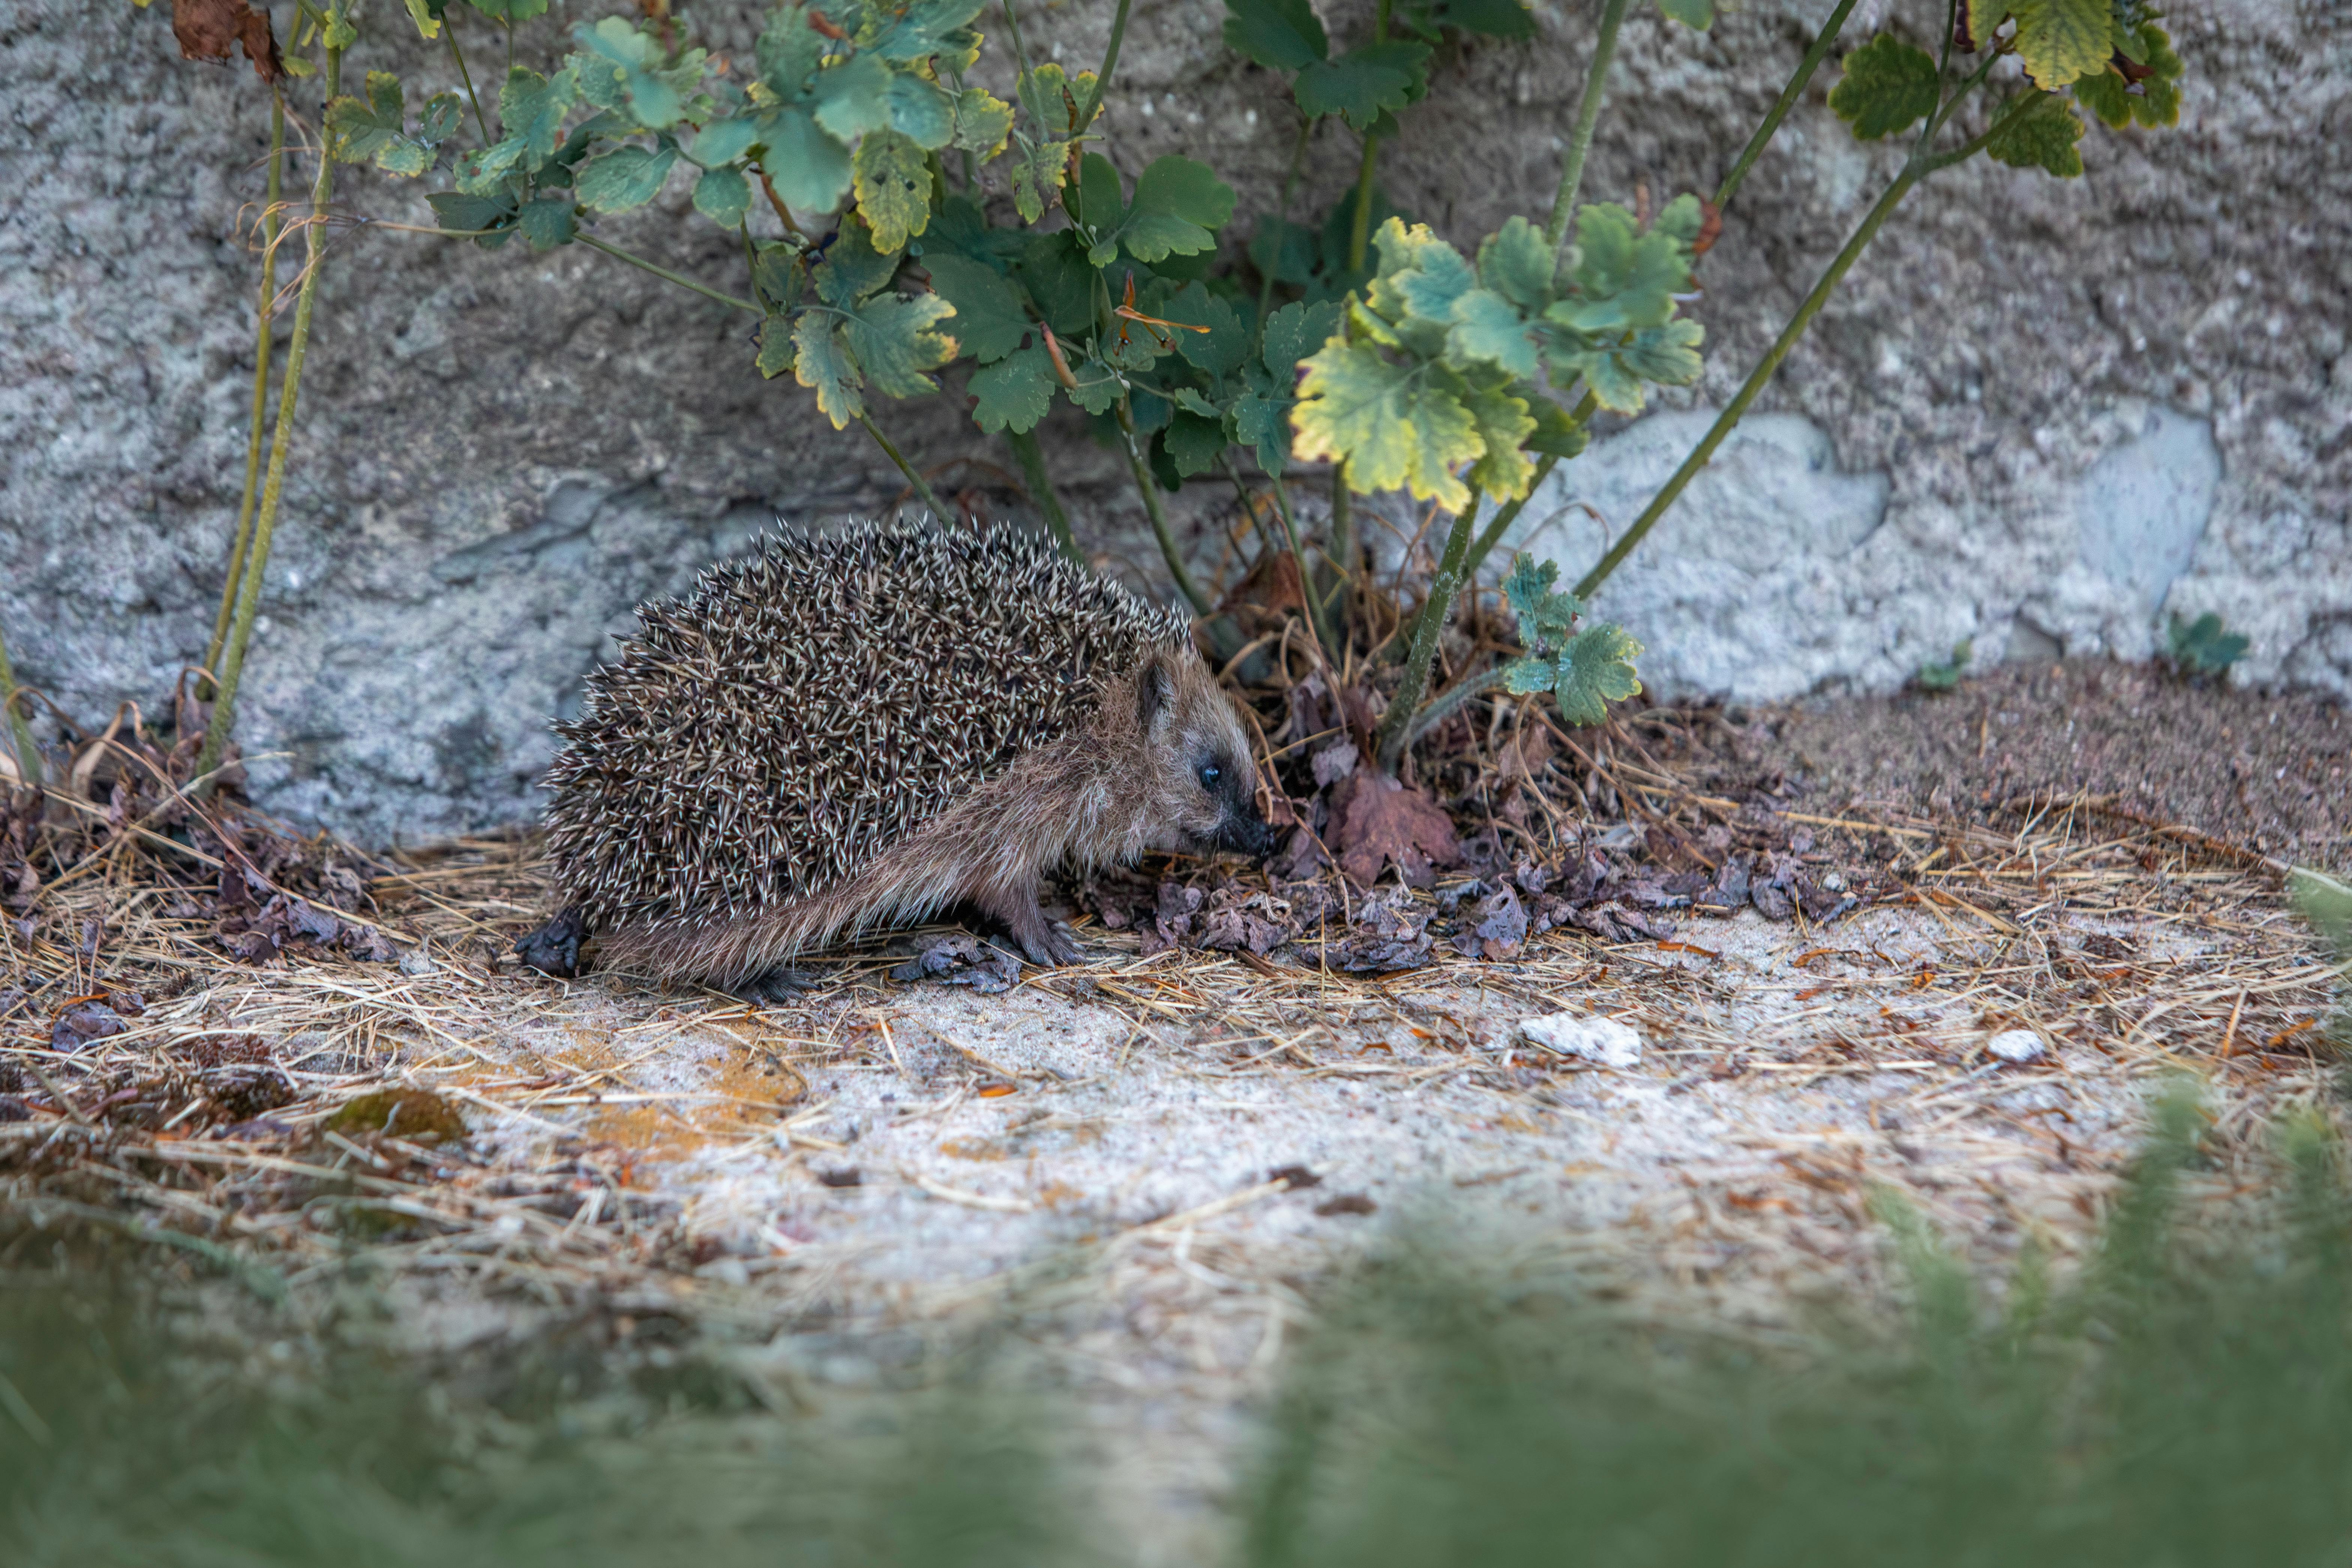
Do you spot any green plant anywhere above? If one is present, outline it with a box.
[2167,610,2250,678]
[1917,637,1973,691]
[121,0,2193,793]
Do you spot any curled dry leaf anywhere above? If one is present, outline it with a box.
[1330,774,1461,888]
[170,0,285,83]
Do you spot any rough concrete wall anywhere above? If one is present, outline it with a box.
[4,0,2346,841]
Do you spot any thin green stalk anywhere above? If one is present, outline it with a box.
[1007,427,1081,561]
[1712,0,1861,210]
[1406,663,1508,748]
[1572,85,2036,604]
[998,0,1048,125]
[1072,0,1133,133]
[1375,490,1480,774]
[1114,398,1212,616]
[1226,454,1334,664]
[444,24,490,141]
[576,234,761,315]
[0,619,42,789]
[1544,0,1631,254]
[204,88,286,700]
[853,411,949,520]
[195,5,348,791]
[1343,0,1394,276]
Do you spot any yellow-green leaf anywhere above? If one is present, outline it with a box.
[854,128,932,251]
[2011,0,2114,90]
[1292,338,1480,511]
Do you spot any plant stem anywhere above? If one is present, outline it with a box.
[1114,398,1212,615]
[1072,0,1133,133]
[1544,0,1631,255]
[576,234,761,315]
[445,24,490,141]
[1227,454,1334,664]
[0,618,41,788]
[1405,663,1508,748]
[195,6,347,792]
[1456,390,1599,585]
[1712,0,1860,210]
[854,411,948,519]
[1570,87,2032,604]
[1343,0,1394,276]
[1375,490,1479,774]
[205,88,286,701]
[1007,427,1081,561]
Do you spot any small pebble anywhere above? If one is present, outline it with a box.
[1522,1012,1642,1069]
[1986,1028,2046,1063]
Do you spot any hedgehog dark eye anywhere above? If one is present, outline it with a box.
[1197,761,1222,790]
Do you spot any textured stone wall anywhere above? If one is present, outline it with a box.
[4,0,2345,842]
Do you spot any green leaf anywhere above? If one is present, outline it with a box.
[1617,317,1706,386]
[1460,378,1538,501]
[1065,360,1123,415]
[1114,156,1236,262]
[570,18,692,130]
[1074,151,1123,234]
[1231,391,1288,474]
[515,196,577,250]
[1553,623,1644,725]
[951,87,1014,155]
[693,166,752,225]
[846,292,958,397]
[325,72,411,168]
[2012,0,2114,90]
[1249,217,1319,287]
[1651,193,1706,250]
[688,115,759,167]
[466,0,548,18]
[1523,390,1591,460]
[1297,42,1430,130]
[499,66,578,168]
[1500,656,1555,695]
[429,188,519,247]
[403,0,442,40]
[1292,337,1482,510]
[1261,298,1343,378]
[1828,34,1941,141]
[1165,283,1250,378]
[2167,612,2250,676]
[417,93,463,145]
[752,243,805,311]
[1447,288,1539,379]
[812,52,895,140]
[864,0,989,63]
[756,106,854,210]
[1655,0,1710,26]
[1986,91,2085,177]
[2075,23,2182,128]
[885,69,957,150]
[1013,230,1096,336]
[793,312,863,425]
[924,253,1028,362]
[812,218,901,307]
[1476,215,1554,312]
[576,142,679,212]
[854,128,932,251]
[1010,136,1072,223]
[969,343,1055,433]
[1502,556,1580,646]
[755,313,797,379]
[1556,204,1688,332]
[1221,0,1327,70]
[756,4,829,100]
[1163,411,1229,477]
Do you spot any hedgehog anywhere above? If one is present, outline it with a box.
[521,521,1279,992]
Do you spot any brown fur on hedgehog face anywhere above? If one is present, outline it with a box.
[1093,646,1280,862]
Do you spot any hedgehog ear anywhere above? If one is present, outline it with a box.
[1136,654,1174,736]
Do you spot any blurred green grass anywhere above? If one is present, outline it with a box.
[7,1087,2352,1566]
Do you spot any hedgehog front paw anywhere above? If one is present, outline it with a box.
[735,967,819,1006]
[986,893,1088,967]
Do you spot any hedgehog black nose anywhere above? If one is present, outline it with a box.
[1217,806,1282,860]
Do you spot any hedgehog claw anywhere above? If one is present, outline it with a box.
[736,968,819,1006]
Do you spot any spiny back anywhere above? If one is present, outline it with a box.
[541,522,1190,927]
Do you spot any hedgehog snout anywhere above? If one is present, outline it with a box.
[1212,802,1282,860]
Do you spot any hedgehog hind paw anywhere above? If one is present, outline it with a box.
[517,907,591,978]
[734,967,821,1006]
